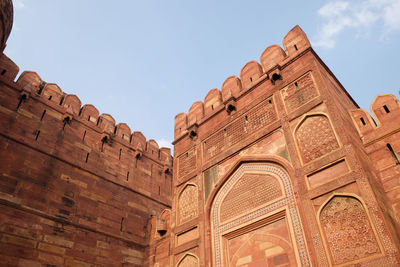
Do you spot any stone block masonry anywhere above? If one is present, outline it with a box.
[1,0,400,266]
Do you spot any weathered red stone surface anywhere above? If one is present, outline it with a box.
[1,1,400,266]
[0,66,173,265]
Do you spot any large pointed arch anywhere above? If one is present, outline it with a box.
[205,156,311,267]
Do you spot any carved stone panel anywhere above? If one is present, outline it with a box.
[178,184,198,225]
[296,115,339,164]
[281,72,318,113]
[219,173,283,223]
[203,97,277,160]
[178,148,197,182]
[319,196,381,266]
[177,254,199,267]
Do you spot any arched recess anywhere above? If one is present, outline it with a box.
[156,209,171,237]
[209,161,311,267]
[317,193,383,266]
[176,253,199,267]
[177,183,199,225]
[294,113,340,165]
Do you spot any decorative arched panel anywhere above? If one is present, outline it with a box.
[177,253,199,267]
[295,114,339,164]
[178,184,198,225]
[211,163,311,267]
[319,195,382,266]
[219,172,284,223]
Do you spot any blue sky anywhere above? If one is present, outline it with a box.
[6,0,400,149]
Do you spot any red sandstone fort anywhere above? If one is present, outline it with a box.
[1,1,400,266]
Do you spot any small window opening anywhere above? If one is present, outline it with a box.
[211,104,214,110]
[85,153,89,163]
[40,110,46,121]
[120,217,124,232]
[271,73,282,84]
[383,105,390,113]
[387,144,400,165]
[245,115,248,122]
[101,136,107,152]
[37,82,45,95]
[158,186,160,195]
[249,77,253,82]
[294,44,298,51]
[87,115,91,122]
[16,94,26,110]
[119,148,122,160]
[59,96,64,105]
[1,69,6,75]
[34,130,40,140]
[294,82,299,89]
[126,171,130,181]
[189,130,197,139]
[227,104,236,114]
[360,117,366,125]
[48,96,52,101]
[82,130,86,142]
[268,99,272,104]
[186,152,189,158]
[62,117,70,130]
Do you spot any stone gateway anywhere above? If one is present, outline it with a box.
[0,1,400,266]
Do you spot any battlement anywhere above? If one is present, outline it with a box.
[13,70,172,163]
[349,91,400,144]
[174,25,311,141]
[0,57,173,209]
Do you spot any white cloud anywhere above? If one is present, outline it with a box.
[383,0,400,32]
[156,138,172,149]
[14,0,25,9]
[318,1,350,18]
[313,0,400,48]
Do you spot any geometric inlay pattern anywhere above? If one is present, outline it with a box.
[203,97,277,160]
[211,163,311,267]
[281,72,318,113]
[320,196,381,265]
[178,148,196,181]
[177,254,199,267]
[220,173,283,223]
[296,115,339,164]
[178,184,198,225]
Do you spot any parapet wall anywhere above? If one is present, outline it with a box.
[349,92,400,145]
[349,92,400,227]
[174,25,311,141]
[0,52,172,266]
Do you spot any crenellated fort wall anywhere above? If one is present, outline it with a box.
[0,16,172,265]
